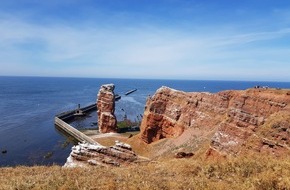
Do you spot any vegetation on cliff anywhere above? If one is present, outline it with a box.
[1,155,290,190]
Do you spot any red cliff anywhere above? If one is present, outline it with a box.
[140,86,290,157]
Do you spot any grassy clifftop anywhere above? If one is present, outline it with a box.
[1,155,290,190]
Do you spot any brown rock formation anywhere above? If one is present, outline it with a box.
[140,86,290,156]
[64,141,139,167]
[175,152,194,158]
[97,84,117,133]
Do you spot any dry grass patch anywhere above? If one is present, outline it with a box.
[1,155,290,190]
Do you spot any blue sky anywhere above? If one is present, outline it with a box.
[0,0,290,81]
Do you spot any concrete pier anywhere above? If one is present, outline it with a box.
[56,103,97,121]
[54,103,99,144]
[55,117,97,144]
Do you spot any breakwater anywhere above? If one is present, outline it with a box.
[56,103,97,121]
[125,89,137,95]
[55,103,98,144]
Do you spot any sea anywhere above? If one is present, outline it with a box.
[0,76,289,167]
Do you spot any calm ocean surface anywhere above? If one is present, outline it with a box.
[0,76,289,166]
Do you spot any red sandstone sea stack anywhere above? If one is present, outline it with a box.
[97,84,117,133]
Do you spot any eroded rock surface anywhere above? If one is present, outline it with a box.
[140,86,290,156]
[64,141,138,167]
[97,84,117,133]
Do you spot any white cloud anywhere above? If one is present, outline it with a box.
[0,13,289,81]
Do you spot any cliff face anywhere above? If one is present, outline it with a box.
[97,84,117,133]
[140,86,290,156]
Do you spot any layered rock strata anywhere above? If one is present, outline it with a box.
[97,84,117,133]
[140,86,290,156]
[64,141,138,167]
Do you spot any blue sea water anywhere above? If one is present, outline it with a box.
[0,76,289,167]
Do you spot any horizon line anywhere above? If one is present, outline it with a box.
[1,75,290,83]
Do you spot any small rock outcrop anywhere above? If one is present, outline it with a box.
[97,84,117,133]
[175,152,194,158]
[140,86,290,157]
[64,141,138,167]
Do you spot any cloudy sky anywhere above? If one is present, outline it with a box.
[0,0,290,81]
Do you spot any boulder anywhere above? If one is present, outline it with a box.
[64,141,139,168]
[175,152,194,158]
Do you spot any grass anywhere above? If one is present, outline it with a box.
[1,155,290,190]
[117,119,140,129]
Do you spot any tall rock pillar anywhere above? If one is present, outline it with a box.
[97,84,117,133]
